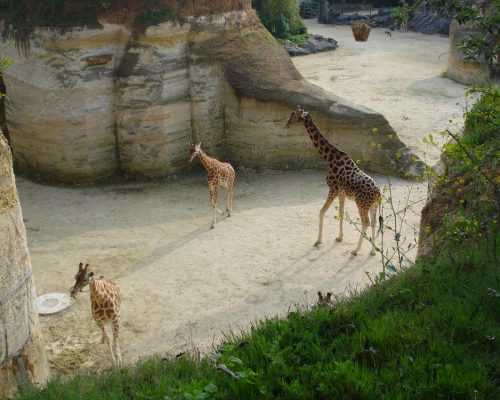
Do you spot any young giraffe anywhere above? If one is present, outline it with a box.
[285,106,381,255]
[189,142,235,229]
[317,291,333,307]
[70,263,122,367]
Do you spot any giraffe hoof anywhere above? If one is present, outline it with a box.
[336,237,343,242]
[314,241,322,247]
[370,250,376,256]
[210,225,215,229]
[351,250,358,256]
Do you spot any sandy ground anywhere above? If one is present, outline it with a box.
[16,24,467,376]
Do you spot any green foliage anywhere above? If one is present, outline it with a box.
[136,8,184,26]
[0,0,103,30]
[431,0,500,69]
[390,3,413,27]
[464,86,500,147]
[0,47,13,101]
[0,56,14,77]
[252,0,307,41]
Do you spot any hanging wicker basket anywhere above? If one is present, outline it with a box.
[351,21,371,42]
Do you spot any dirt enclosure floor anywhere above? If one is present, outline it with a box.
[17,24,468,376]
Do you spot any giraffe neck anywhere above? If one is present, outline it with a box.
[303,114,344,159]
[197,149,215,171]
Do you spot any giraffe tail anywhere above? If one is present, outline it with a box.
[376,196,383,238]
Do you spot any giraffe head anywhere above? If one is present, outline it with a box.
[70,262,94,298]
[285,105,308,128]
[188,142,202,162]
[317,291,332,306]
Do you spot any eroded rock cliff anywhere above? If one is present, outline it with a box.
[1,2,423,182]
[0,134,48,397]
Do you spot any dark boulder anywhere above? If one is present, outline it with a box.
[409,12,452,35]
[284,35,338,56]
[368,14,393,28]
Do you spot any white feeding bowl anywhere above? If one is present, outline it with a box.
[37,293,71,315]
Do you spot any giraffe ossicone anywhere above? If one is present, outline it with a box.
[317,291,333,306]
[189,142,235,229]
[286,107,381,255]
[70,262,122,367]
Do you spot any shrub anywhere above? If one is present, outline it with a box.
[252,0,307,41]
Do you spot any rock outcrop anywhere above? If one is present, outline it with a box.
[283,35,338,56]
[0,134,48,398]
[1,1,423,183]
[447,19,490,85]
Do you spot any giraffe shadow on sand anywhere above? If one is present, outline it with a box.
[113,223,215,280]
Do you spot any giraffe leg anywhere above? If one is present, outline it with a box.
[96,319,117,366]
[96,319,111,344]
[336,193,345,242]
[314,189,337,247]
[112,318,122,368]
[226,179,234,217]
[210,187,219,229]
[352,207,370,256]
[369,203,378,255]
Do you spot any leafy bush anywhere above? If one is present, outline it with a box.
[430,0,500,70]
[252,0,307,42]
[464,86,500,147]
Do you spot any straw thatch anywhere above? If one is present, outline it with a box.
[351,21,372,42]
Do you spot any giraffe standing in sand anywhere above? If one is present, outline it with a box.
[285,106,381,255]
[189,142,235,229]
[70,263,122,367]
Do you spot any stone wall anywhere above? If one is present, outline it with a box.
[1,9,424,183]
[0,134,48,397]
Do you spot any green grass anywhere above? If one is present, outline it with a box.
[135,8,184,26]
[11,87,500,399]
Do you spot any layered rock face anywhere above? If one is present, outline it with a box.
[447,20,490,85]
[1,5,423,183]
[0,134,48,397]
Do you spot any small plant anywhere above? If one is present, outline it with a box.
[390,3,412,31]
[430,0,500,70]
[252,0,307,41]
[135,8,184,26]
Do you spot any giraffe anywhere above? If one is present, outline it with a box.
[285,106,381,255]
[70,263,122,367]
[317,291,333,307]
[189,142,235,229]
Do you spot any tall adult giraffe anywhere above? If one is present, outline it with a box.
[285,106,381,255]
